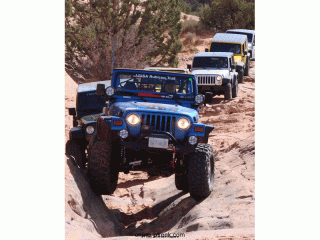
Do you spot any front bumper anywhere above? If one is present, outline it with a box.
[120,130,197,154]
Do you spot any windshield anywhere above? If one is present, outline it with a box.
[193,57,228,68]
[210,43,241,54]
[228,31,253,42]
[115,72,194,99]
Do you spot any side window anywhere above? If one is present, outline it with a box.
[253,36,255,45]
[229,58,232,68]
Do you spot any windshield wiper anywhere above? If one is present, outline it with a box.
[172,95,182,105]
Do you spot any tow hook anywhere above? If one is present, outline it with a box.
[172,147,176,169]
[129,160,143,169]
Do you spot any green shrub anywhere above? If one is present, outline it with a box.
[182,19,206,35]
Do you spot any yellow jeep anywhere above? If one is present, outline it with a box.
[206,33,250,83]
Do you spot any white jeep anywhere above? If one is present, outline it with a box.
[188,52,238,101]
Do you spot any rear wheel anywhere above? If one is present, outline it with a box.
[224,83,232,100]
[188,144,215,200]
[66,140,87,169]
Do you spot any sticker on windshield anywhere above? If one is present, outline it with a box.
[134,74,176,81]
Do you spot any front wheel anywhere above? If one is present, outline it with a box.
[224,83,232,100]
[87,140,119,195]
[238,69,244,84]
[188,144,215,200]
[232,79,238,98]
[244,58,250,76]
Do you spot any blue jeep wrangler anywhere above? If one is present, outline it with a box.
[86,69,215,200]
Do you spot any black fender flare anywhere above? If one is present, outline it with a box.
[96,115,112,142]
[233,72,238,82]
[69,126,85,140]
[236,62,245,71]
[204,125,214,137]
[222,78,232,85]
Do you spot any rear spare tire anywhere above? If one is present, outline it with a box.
[188,143,215,200]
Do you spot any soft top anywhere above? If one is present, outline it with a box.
[193,52,233,58]
[211,33,247,44]
[227,29,255,34]
[144,67,188,73]
[78,80,111,93]
[113,68,195,78]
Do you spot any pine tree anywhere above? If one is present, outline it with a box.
[65,0,183,82]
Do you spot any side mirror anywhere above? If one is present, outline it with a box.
[244,50,248,55]
[96,83,105,95]
[205,48,209,52]
[187,64,192,70]
[204,92,213,105]
[68,108,76,116]
[231,64,236,70]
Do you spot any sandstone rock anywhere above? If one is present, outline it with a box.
[227,106,239,114]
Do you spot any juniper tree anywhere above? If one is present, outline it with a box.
[200,0,255,31]
[65,0,183,82]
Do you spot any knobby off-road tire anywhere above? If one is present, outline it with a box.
[87,140,119,195]
[175,171,189,192]
[238,69,244,84]
[244,58,250,76]
[188,143,215,200]
[232,79,238,98]
[224,83,232,100]
[66,140,86,169]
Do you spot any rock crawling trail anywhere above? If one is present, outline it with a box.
[65,62,255,239]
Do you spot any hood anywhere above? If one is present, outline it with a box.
[110,101,198,121]
[234,55,243,63]
[191,69,229,76]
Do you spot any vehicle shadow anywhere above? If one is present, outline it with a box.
[117,171,174,189]
[66,157,123,237]
[125,195,200,236]
[210,96,225,105]
[120,191,187,227]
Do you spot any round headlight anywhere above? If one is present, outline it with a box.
[86,126,95,135]
[195,94,204,104]
[177,117,190,130]
[188,135,198,145]
[216,75,222,81]
[119,129,129,139]
[106,86,115,96]
[126,113,140,126]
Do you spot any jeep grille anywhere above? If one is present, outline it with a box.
[196,75,215,85]
[141,114,176,133]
